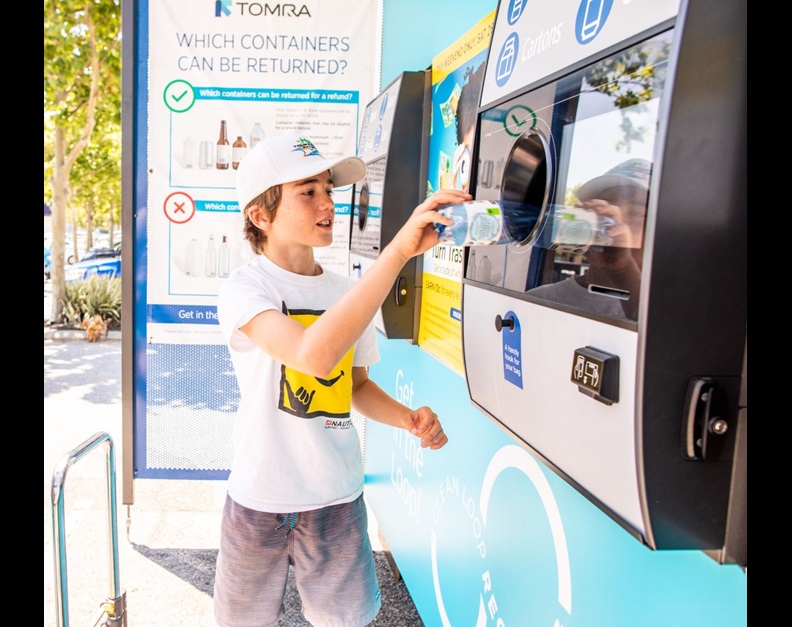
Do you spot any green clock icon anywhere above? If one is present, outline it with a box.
[503,104,536,137]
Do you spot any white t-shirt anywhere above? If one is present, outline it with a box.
[217,254,380,513]
[528,277,628,320]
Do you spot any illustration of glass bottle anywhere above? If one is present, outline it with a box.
[218,235,230,278]
[185,238,201,276]
[216,120,230,170]
[250,122,265,148]
[205,235,217,277]
[232,136,247,170]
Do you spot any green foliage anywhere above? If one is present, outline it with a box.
[45,0,122,320]
[61,275,122,326]
[44,0,122,239]
[583,36,672,152]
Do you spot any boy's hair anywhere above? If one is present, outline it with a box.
[243,185,282,254]
[455,62,486,145]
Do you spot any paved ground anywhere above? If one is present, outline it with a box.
[44,281,423,626]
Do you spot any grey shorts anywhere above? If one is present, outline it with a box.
[213,493,382,627]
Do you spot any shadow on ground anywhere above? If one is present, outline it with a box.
[132,545,425,626]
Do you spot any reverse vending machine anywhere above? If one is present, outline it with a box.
[461,0,746,564]
[351,71,432,341]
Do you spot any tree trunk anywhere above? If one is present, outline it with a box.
[50,126,68,324]
[86,196,95,251]
[70,201,79,263]
[109,213,116,248]
[47,6,101,324]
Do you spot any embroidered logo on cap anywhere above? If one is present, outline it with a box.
[293,138,322,158]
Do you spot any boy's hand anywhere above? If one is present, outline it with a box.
[388,189,472,262]
[406,406,448,450]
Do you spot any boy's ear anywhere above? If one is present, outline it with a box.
[247,205,270,230]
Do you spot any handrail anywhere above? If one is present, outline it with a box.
[50,431,127,627]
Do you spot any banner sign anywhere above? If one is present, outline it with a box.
[136,0,381,477]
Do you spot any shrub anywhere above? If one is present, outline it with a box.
[61,276,122,327]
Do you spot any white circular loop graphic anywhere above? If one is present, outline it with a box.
[431,444,572,624]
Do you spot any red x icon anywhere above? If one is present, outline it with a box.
[164,191,196,224]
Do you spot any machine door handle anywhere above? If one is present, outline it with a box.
[682,377,729,460]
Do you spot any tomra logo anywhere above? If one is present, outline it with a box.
[215,1,312,17]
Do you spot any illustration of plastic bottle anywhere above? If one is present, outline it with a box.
[218,235,230,278]
[232,136,247,170]
[185,238,201,276]
[232,242,250,269]
[250,122,265,148]
[205,235,217,277]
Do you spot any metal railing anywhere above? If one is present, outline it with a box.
[50,431,127,626]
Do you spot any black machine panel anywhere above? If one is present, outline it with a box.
[350,71,431,341]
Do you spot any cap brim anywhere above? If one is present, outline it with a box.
[577,174,649,201]
[328,156,367,188]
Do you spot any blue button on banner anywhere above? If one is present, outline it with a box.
[148,304,219,325]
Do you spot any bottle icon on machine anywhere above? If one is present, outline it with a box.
[216,120,230,170]
[580,0,605,41]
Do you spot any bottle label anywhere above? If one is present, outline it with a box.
[216,145,231,165]
[232,146,248,163]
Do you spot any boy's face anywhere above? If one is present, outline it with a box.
[268,170,336,249]
[598,185,648,249]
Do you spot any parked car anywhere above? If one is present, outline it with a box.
[44,244,52,282]
[64,247,122,282]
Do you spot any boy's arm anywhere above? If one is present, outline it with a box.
[242,189,471,378]
[351,366,448,450]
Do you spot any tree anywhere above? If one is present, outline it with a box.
[44,0,121,322]
[72,127,123,250]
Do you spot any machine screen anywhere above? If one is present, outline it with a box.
[470,29,672,325]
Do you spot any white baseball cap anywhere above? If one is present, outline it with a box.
[577,158,652,202]
[235,132,367,211]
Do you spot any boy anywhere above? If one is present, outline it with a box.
[214,131,471,626]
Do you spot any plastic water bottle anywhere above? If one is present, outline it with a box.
[434,199,541,246]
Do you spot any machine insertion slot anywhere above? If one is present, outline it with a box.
[587,284,630,300]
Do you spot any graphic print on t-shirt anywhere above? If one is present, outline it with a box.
[278,305,354,419]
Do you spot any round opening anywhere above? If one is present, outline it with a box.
[499,130,552,246]
[357,181,369,231]
[458,146,472,188]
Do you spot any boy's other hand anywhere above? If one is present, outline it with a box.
[407,406,448,450]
